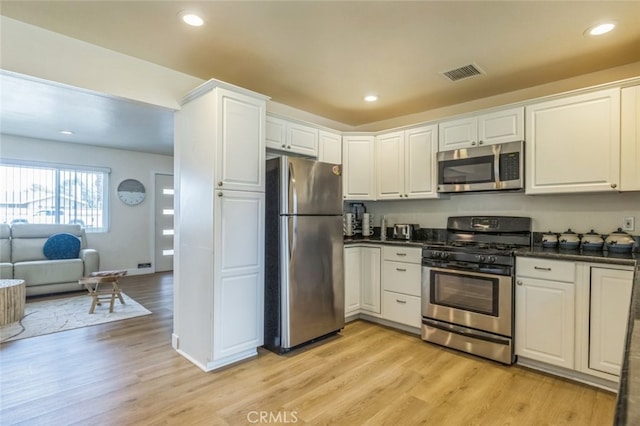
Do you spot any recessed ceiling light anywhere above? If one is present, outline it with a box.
[585,22,616,36]
[179,11,204,27]
[364,95,378,102]
[59,130,73,135]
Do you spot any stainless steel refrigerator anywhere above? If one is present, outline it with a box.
[264,156,345,353]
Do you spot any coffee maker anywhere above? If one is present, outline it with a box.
[349,202,366,234]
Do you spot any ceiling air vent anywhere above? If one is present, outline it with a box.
[441,64,484,82]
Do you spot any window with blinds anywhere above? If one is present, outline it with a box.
[0,161,109,232]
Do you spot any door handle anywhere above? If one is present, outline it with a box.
[396,268,407,272]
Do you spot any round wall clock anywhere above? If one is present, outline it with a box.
[117,179,146,206]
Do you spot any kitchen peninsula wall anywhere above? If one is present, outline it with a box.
[362,191,640,235]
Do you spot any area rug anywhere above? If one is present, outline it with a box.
[0,292,151,343]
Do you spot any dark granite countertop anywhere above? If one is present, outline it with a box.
[516,246,639,267]
[343,236,426,248]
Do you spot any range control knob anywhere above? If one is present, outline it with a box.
[441,252,450,260]
[488,256,497,264]
[477,255,486,263]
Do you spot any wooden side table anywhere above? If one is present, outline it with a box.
[0,279,26,325]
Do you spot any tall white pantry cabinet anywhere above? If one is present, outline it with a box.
[173,79,269,371]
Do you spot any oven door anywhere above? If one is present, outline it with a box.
[421,266,513,336]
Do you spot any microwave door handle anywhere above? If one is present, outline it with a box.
[493,144,501,186]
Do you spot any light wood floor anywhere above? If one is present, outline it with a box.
[0,272,615,425]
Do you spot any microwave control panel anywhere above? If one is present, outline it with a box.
[499,152,520,181]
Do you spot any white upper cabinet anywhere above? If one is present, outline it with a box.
[376,131,405,199]
[525,88,621,194]
[438,116,477,151]
[343,135,376,200]
[478,107,524,146]
[621,85,640,191]
[265,115,318,157]
[318,130,342,164]
[287,122,318,156]
[405,125,439,199]
[265,115,287,151]
[217,88,266,192]
[376,124,439,200]
[438,106,523,151]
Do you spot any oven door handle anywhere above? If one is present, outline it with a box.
[422,318,510,346]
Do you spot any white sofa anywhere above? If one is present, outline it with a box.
[0,224,11,279]
[7,224,100,296]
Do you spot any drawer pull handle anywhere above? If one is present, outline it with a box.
[396,253,407,256]
[534,266,552,271]
[396,268,406,272]
[396,299,407,304]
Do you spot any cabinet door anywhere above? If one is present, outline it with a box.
[343,136,376,200]
[438,116,478,151]
[621,85,640,191]
[360,246,381,314]
[478,107,524,146]
[318,131,342,164]
[525,88,621,194]
[213,190,265,360]
[344,247,361,316]
[515,277,575,369]
[265,116,287,151]
[217,88,266,192]
[405,124,438,199]
[376,131,405,199]
[287,122,318,157]
[589,267,633,376]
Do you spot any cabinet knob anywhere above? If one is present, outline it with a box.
[287,145,291,149]
[611,183,618,189]
[517,280,523,286]
[217,192,223,197]
[478,140,483,145]
[282,144,286,148]
[217,181,223,187]
[471,141,477,146]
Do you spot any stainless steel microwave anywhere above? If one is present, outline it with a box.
[437,140,524,193]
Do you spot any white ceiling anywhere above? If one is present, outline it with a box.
[0,71,175,155]
[1,1,640,155]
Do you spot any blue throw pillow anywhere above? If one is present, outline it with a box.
[43,233,81,260]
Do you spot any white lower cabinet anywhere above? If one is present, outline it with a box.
[584,266,634,377]
[344,245,381,316]
[345,244,422,330]
[515,273,576,369]
[381,246,422,328]
[344,246,361,316]
[516,257,634,386]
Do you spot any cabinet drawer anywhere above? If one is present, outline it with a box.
[516,257,575,282]
[383,260,421,296]
[383,291,421,328]
[382,246,421,264]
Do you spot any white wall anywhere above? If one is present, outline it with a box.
[360,191,640,236]
[0,134,173,272]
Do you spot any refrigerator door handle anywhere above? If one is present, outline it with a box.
[288,161,298,216]
[288,215,297,259]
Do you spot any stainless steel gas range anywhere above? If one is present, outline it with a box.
[421,216,532,364]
